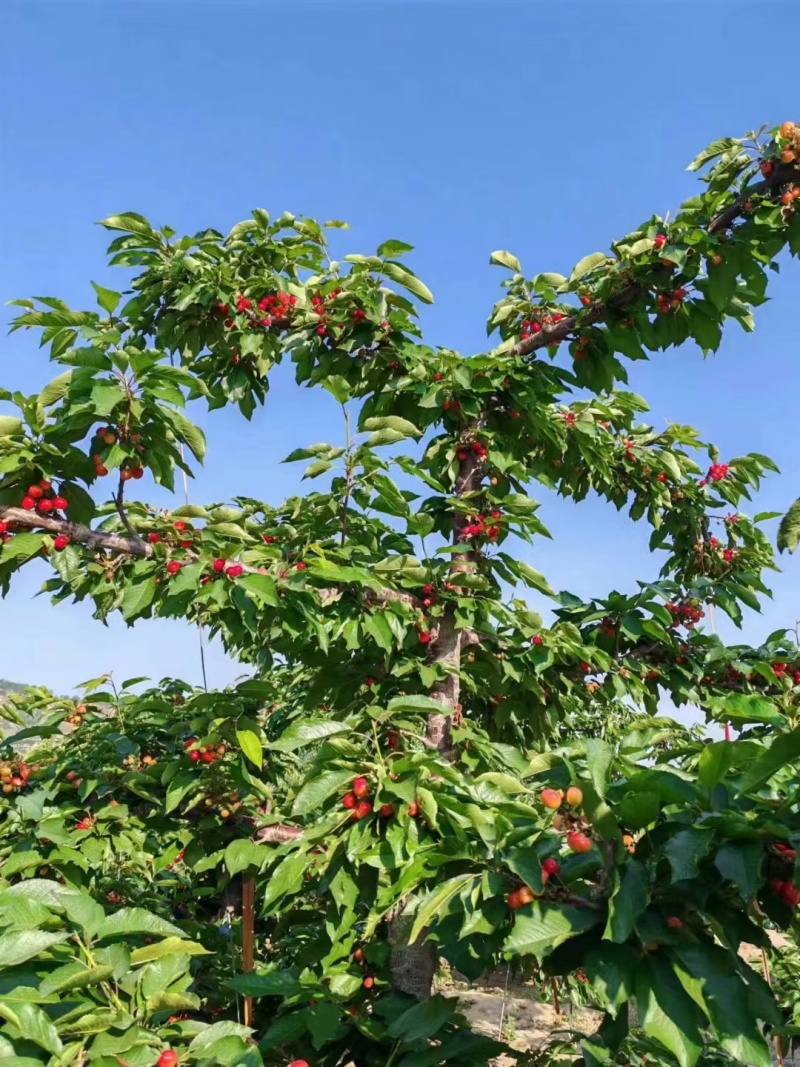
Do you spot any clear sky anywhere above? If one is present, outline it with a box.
[2,0,800,698]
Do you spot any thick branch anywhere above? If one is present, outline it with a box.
[0,506,151,558]
[113,475,146,548]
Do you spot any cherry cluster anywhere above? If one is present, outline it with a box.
[656,286,688,314]
[65,702,88,728]
[519,309,566,341]
[19,479,68,516]
[666,599,705,628]
[341,776,398,821]
[771,842,800,907]
[456,438,488,463]
[461,509,503,541]
[706,462,729,482]
[184,737,225,765]
[0,759,31,795]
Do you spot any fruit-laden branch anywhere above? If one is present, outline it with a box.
[509,161,800,360]
[0,504,421,607]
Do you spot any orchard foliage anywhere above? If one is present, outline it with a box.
[2,121,800,1065]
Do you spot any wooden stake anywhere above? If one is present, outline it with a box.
[242,876,255,1027]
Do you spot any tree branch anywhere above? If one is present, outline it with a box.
[113,474,147,548]
[508,161,799,360]
[0,506,151,558]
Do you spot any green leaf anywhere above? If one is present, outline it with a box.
[362,415,421,439]
[388,995,457,1041]
[227,968,302,997]
[0,416,23,436]
[604,861,648,943]
[91,281,121,314]
[381,261,434,304]
[711,692,786,727]
[236,728,263,769]
[516,562,554,596]
[697,741,735,791]
[585,739,613,797]
[0,1001,62,1055]
[130,937,210,964]
[504,901,601,960]
[39,963,115,995]
[95,908,184,940]
[99,211,154,235]
[740,727,800,793]
[636,955,703,1067]
[188,1021,253,1053]
[38,370,73,407]
[238,573,278,605]
[714,842,762,902]
[224,839,263,876]
[777,497,800,553]
[292,768,353,816]
[120,577,157,622]
[489,250,522,273]
[687,137,739,171]
[671,940,774,1065]
[0,929,67,966]
[270,719,351,752]
[571,252,611,281]
[584,943,638,1017]
[408,874,480,945]
[377,239,414,257]
[664,828,711,882]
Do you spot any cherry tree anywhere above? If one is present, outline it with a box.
[2,120,800,1066]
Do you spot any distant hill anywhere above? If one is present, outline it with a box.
[0,679,27,695]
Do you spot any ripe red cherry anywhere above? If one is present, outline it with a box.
[653,234,666,248]
[183,737,196,749]
[21,496,35,510]
[532,635,543,645]
[342,792,358,810]
[419,631,431,644]
[378,803,394,817]
[363,976,374,989]
[289,1060,310,1067]
[353,776,369,799]
[407,800,419,817]
[53,495,68,510]
[189,750,201,762]
[200,751,216,764]
[567,831,593,853]
[353,801,373,820]
[226,564,244,578]
[27,485,44,499]
[296,561,307,571]
[156,1052,179,1067]
[667,916,683,929]
[174,521,187,531]
[53,535,69,551]
[542,857,560,876]
[212,558,225,572]
[38,498,54,512]
[148,533,161,544]
[166,560,182,575]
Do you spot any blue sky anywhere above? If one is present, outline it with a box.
[2,0,800,697]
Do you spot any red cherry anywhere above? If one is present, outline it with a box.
[53,496,68,510]
[0,521,6,534]
[27,485,44,499]
[21,496,35,510]
[296,561,307,571]
[653,234,666,248]
[212,558,225,572]
[183,737,196,749]
[174,521,187,531]
[667,916,683,929]
[353,776,370,799]
[542,857,560,876]
[540,788,563,810]
[419,631,431,644]
[532,635,543,645]
[342,792,358,810]
[363,975,374,989]
[189,750,201,762]
[200,751,216,764]
[289,1061,309,1067]
[353,801,373,820]
[407,800,419,817]
[147,533,161,544]
[378,803,394,817]
[38,498,54,512]
[226,564,244,578]
[566,831,593,853]
[156,1052,179,1067]
[53,535,69,551]
[166,560,181,575]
